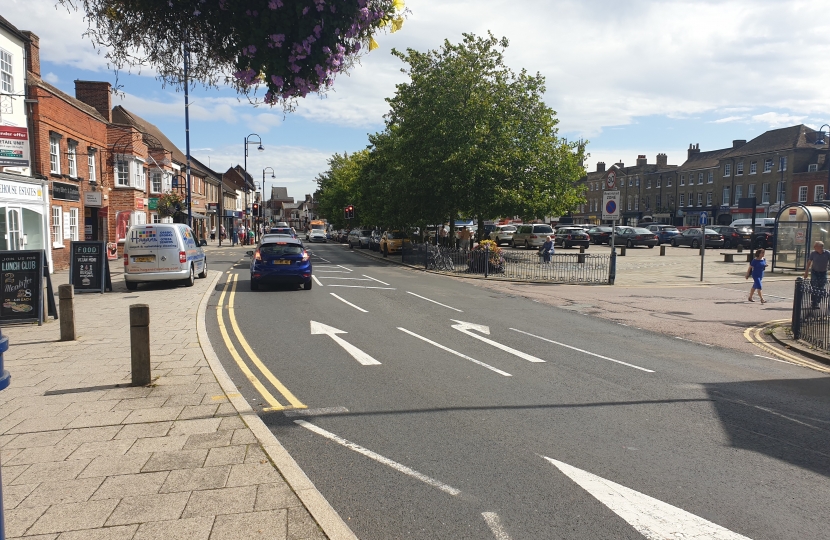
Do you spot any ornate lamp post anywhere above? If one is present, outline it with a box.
[243,134,263,245]
[262,166,275,229]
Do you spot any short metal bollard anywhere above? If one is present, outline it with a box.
[737,244,743,253]
[578,246,586,264]
[659,245,666,256]
[58,284,76,342]
[129,304,152,386]
[0,329,11,539]
[792,277,804,340]
[619,246,626,256]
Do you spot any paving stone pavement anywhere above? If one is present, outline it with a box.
[0,267,328,540]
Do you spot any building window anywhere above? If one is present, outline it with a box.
[667,177,672,188]
[697,193,703,206]
[735,185,743,204]
[764,159,773,173]
[809,164,819,172]
[51,206,63,247]
[761,183,770,203]
[151,171,162,194]
[88,151,97,183]
[706,192,713,206]
[116,159,130,186]
[656,177,661,188]
[656,195,661,209]
[706,172,712,184]
[627,196,632,211]
[679,193,685,207]
[67,141,77,177]
[635,177,640,187]
[151,212,161,224]
[748,184,756,198]
[724,163,731,177]
[722,187,731,205]
[49,135,61,174]
[680,175,685,186]
[815,185,825,202]
[69,208,79,241]
[628,178,633,187]
[646,178,651,189]
[688,193,693,206]
[779,156,787,172]
[644,196,650,210]
[134,163,146,190]
[736,161,744,176]
[777,181,785,203]
[750,161,757,174]
[0,49,12,94]
[634,198,639,211]
[799,186,808,203]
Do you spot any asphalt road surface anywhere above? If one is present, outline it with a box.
[206,243,830,540]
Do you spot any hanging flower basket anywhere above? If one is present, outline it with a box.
[157,191,185,221]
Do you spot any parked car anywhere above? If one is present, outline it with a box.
[553,227,591,249]
[489,225,517,246]
[644,224,680,245]
[369,230,383,251]
[380,230,410,256]
[751,226,776,249]
[248,238,312,290]
[710,226,752,249]
[671,228,725,248]
[348,229,373,249]
[610,227,659,248]
[123,223,207,290]
[731,218,776,229]
[512,224,555,249]
[587,226,613,245]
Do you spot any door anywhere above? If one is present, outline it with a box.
[7,208,22,250]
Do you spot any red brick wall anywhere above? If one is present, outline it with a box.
[791,171,828,204]
[105,125,149,258]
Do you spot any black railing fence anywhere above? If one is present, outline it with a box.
[792,276,830,351]
[402,244,611,284]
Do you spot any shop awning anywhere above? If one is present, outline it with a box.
[190,212,208,219]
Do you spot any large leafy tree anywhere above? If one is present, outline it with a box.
[59,0,405,106]
[314,150,368,229]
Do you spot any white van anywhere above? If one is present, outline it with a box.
[730,218,776,229]
[123,223,207,290]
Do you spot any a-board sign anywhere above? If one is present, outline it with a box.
[69,241,112,293]
[0,250,49,324]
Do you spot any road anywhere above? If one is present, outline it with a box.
[205,243,830,540]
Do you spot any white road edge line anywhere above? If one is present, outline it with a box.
[754,354,795,365]
[406,291,463,312]
[294,419,462,496]
[311,275,323,287]
[319,277,373,281]
[363,274,390,286]
[397,328,511,377]
[510,328,654,373]
[481,512,512,540]
[330,293,368,313]
[326,285,397,290]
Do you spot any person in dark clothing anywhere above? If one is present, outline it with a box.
[804,241,830,308]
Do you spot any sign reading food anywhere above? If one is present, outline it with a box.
[69,241,112,293]
[0,250,43,322]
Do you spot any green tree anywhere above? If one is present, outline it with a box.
[58,0,406,106]
[314,150,367,229]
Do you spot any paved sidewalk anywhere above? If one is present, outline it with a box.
[0,266,330,539]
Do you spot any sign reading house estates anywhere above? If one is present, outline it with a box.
[52,182,81,202]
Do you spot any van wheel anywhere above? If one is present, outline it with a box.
[183,265,195,287]
[126,281,138,291]
[304,278,312,290]
[198,259,208,278]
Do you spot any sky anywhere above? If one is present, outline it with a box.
[6,0,830,201]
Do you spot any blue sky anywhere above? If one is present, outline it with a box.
[7,0,830,200]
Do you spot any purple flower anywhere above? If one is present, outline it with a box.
[268,0,283,8]
[271,75,284,87]
[302,6,309,15]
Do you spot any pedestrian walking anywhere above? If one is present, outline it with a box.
[439,225,448,246]
[459,227,472,251]
[231,226,238,246]
[746,248,766,303]
[539,235,554,264]
[210,226,216,241]
[804,240,830,308]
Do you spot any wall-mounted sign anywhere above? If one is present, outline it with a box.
[0,127,30,167]
[0,178,42,201]
[52,182,80,202]
[84,191,103,207]
[148,198,158,210]
[135,197,145,210]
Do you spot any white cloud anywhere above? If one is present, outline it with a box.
[43,72,60,84]
[751,112,808,128]
[711,116,746,124]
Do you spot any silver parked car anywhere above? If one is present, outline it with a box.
[511,224,555,249]
[489,225,517,246]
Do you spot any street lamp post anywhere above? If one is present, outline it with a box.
[818,125,830,202]
[262,167,275,229]
[243,134,263,245]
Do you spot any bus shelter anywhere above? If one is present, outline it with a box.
[773,203,830,271]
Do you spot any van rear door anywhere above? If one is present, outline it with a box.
[125,226,161,273]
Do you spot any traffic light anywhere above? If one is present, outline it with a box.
[252,203,259,217]
[344,206,349,219]
[345,205,354,219]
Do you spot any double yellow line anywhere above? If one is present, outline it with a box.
[216,273,306,411]
[744,320,830,374]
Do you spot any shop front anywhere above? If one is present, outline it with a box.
[0,173,51,270]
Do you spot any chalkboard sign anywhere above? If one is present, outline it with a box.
[0,250,44,324]
[69,241,112,293]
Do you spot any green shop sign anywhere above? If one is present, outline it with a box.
[148,198,159,210]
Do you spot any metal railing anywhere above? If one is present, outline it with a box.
[402,244,611,284]
[791,276,830,350]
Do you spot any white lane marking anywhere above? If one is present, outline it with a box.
[451,320,545,363]
[319,277,373,281]
[481,512,512,540]
[406,291,463,312]
[510,328,654,373]
[754,354,796,365]
[330,293,368,313]
[326,285,397,290]
[310,321,381,365]
[337,265,353,272]
[315,256,332,263]
[542,456,753,540]
[283,406,349,418]
[295,419,461,496]
[315,269,351,273]
[675,336,714,347]
[311,275,324,287]
[398,328,511,376]
[362,274,390,286]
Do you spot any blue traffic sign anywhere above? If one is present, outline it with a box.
[605,200,617,214]
[699,211,708,225]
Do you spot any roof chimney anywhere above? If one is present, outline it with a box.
[22,31,39,77]
[732,139,746,149]
[656,153,668,168]
[688,143,701,160]
[597,162,605,172]
[615,161,624,168]
[74,81,112,122]
[636,155,647,167]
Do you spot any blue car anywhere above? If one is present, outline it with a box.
[249,239,312,291]
[645,224,680,245]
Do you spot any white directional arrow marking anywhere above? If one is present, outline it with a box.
[542,456,753,540]
[310,321,381,366]
[451,320,545,363]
